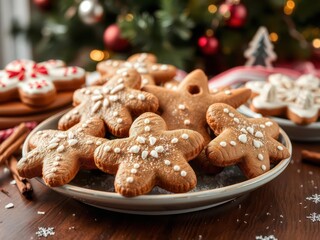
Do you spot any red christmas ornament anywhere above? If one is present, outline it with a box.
[219,2,247,28]
[33,0,52,11]
[198,36,219,55]
[103,24,130,52]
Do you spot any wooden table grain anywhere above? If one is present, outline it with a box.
[1,141,319,240]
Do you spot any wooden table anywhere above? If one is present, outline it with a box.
[0,141,319,240]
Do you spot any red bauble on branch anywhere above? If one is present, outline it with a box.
[103,24,130,52]
[219,1,247,28]
[198,35,219,55]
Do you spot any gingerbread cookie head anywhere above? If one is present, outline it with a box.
[206,103,290,179]
[58,69,159,137]
[17,118,107,187]
[94,112,205,197]
[0,59,85,107]
[96,53,177,86]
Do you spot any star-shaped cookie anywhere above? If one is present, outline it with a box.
[206,103,291,179]
[143,69,252,172]
[96,53,176,86]
[17,118,107,187]
[58,69,159,137]
[94,112,205,197]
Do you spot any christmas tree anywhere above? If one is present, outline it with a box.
[13,0,320,75]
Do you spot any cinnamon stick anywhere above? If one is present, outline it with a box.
[7,156,33,199]
[0,123,30,165]
[301,150,320,165]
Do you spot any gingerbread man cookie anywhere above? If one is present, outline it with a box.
[17,118,107,187]
[58,69,159,137]
[94,112,204,197]
[96,53,176,86]
[206,103,290,179]
[0,59,85,107]
[143,69,252,173]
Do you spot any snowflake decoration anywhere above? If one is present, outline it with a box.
[35,227,55,237]
[256,235,278,240]
[306,194,320,204]
[306,212,320,222]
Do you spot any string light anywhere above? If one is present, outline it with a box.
[312,38,320,49]
[125,13,134,22]
[284,0,295,15]
[90,50,105,61]
[208,4,217,14]
[269,32,279,42]
[206,29,214,37]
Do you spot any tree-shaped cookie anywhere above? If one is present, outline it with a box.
[94,112,205,197]
[96,53,176,86]
[58,69,159,137]
[143,69,251,172]
[17,118,107,187]
[206,103,291,179]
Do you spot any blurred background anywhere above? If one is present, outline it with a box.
[1,0,320,76]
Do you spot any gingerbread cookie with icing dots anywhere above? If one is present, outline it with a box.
[0,59,85,107]
[96,53,177,86]
[94,112,204,197]
[206,103,290,179]
[58,69,159,137]
[245,73,320,125]
[143,69,252,173]
[17,117,107,187]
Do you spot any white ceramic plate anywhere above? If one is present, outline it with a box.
[238,105,320,142]
[22,111,292,215]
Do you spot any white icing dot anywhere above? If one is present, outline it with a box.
[155,146,164,153]
[141,150,149,159]
[68,139,78,146]
[181,133,189,140]
[85,90,91,95]
[91,94,103,102]
[238,134,247,143]
[277,146,284,151]
[113,111,118,117]
[48,143,59,149]
[109,95,119,102]
[126,177,134,183]
[93,89,101,95]
[253,140,263,148]
[86,140,93,145]
[96,141,102,146]
[220,141,227,147]
[129,145,140,154]
[138,94,146,100]
[178,104,186,110]
[164,160,171,166]
[49,138,60,144]
[260,124,265,128]
[131,169,137,174]
[133,163,140,169]
[53,162,59,167]
[145,126,151,132]
[230,141,236,146]
[51,168,57,173]
[180,171,187,177]
[171,138,178,143]
[150,150,158,158]
[82,123,88,128]
[240,128,248,134]
[233,118,240,123]
[117,118,123,123]
[160,64,168,70]
[102,87,110,94]
[184,119,191,125]
[173,165,180,171]
[103,145,111,152]
[224,90,231,95]
[265,121,273,127]
[258,154,264,161]
[136,136,146,144]
[68,132,74,139]
[65,115,71,120]
[57,145,65,153]
[144,119,150,124]
[228,113,235,118]
[255,131,264,138]
[91,101,102,113]
[103,98,110,107]
[114,148,121,153]
[149,137,157,146]
[261,165,267,171]
[110,84,124,94]
[37,131,43,135]
[128,94,135,99]
[223,108,229,113]
[55,156,61,161]
[246,127,254,135]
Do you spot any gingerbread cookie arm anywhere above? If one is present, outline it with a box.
[70,117,105,138]
[142,84,176,106]
[104,107,133,137]
[17,149,45,178]
[210,88,252,109]
[127,53,157,63]
[165,129,204,160]
[206,129,244,167]
[96,60,126,77]
[156,156,197,193]
[114,163,156,197]
[58,103,84,130]
[28,129,57,149]
[238,152,271,179]
[265,137,290,164]
[125,90,159,116]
